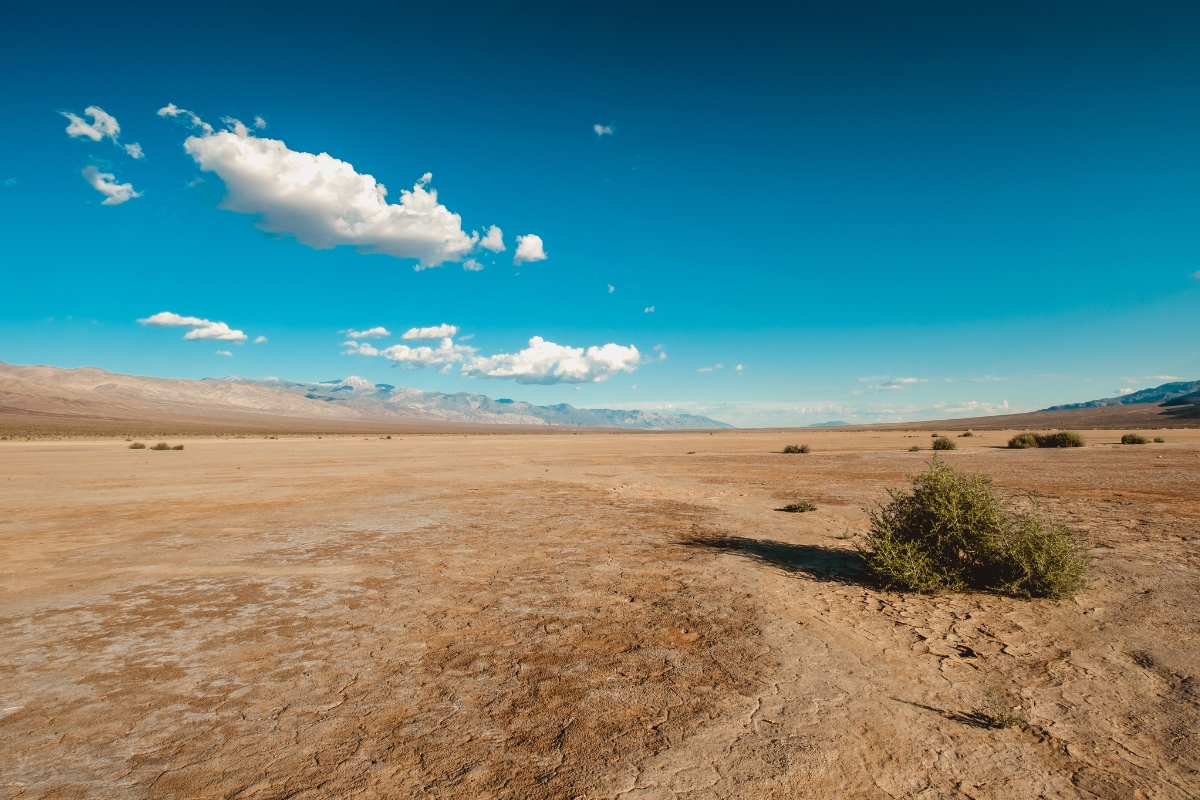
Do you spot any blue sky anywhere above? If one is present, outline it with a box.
[1,1,1198,426]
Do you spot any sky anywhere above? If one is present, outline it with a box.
[1,0,1198,427]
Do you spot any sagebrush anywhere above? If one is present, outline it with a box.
[780,502,817,513]
[859,458,1088,598]
[932,436,956,451]
[1008,431,1085,449]
[782,444,810,454]
[1121,433,1147,445]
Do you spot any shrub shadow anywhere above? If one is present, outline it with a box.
[682,534,868,585]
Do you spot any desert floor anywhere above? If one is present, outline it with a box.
[2,429,1198,799]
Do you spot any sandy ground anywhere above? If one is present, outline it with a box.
[2,429,1198,799]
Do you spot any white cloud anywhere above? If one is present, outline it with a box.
[1117,387,1135,396]
[253,335,268,344]
[463,258,484,271]
[139,311,248,342]
[81,166,141,205]
[161,106,479,267]
[644,306,655,313]
[461,336,640,384]
[653,344,667,361]
[380,338,475,371]
[607,284,615,293]
[342,340,379,356]
[345,326,390,339]
[593,124,613,137]
[253,116,267,129]
[402,324,458,340]
[216,350,233,357]
[698,363,724,373]
[513,234,547,265]
[63,106,142,159]
[1122,375,1179,382]
[735,364,744,372]
[854,377,928,394]
[479,225,505,252]
[62,106,120,143]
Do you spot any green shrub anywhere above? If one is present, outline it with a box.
[150,442,172,450]
[780,501,816,513]
[782,444,810,454]
[860,459,1088,598]
[1008,431,1085,449]
[991,504,1089,599]
[1008,432,1039,449]
[1039,431,1086,448]
[1121,433,1147,445]
[129,442,146,449]
[1153,437,1164,443]
[932,436,957,451]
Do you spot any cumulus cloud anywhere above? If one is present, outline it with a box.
[463,258,484,271]
[593,124,613,137]
[479,225,505,252]
[380,338,475,371]
[139,311,248,342]
[81,166,141,205]
[253,335,268,344]
[402,324,458,340]
[63,106,143,159]
[159,106,479,267]
[345,326,390,339]
[342,340,379,356]
[62,107,120,143]
[513,234,547,265]
[1117,387,1135,396]
[461,336,639,384]
[253,116,267,129]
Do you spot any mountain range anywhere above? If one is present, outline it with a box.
[1043,380,1200,410]
[0,362,730,430]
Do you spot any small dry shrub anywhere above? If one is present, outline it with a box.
[860,459,1088,598]
[129,442,146,449]
[782,444,810,454]
[1008,432,1039,449]
[1153,437,1164,443]
[909,445,921,452]
[959,431,974,437]
[976,693,1028,729]
[1121,433,1147,445]
[1008,431,1085,449]
[150,442,172,450]
[172,444,184,450]
[932,436,956,451]
[779,502,816,513]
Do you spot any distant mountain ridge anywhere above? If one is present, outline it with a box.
[0,362,730,430]
[227,376,731,429]
[1042,379,1200,411]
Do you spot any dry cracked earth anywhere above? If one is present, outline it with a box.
[2,429,1198,799]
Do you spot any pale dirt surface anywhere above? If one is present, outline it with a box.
[2,429,1198,799]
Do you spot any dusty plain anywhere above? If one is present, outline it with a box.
[2,428,1199,799]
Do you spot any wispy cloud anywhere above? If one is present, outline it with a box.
[853,377,927,394]
[253,335,268,344]
[697,363,723,373]
[62,106,144,160]
[593,124,613,137]
[216,350,233,357]
[81,166,140,205]
[644,306,655,313]
[139,311,247,342]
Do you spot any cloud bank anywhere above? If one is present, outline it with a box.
[159,106,529,269]
[139,311,248,342]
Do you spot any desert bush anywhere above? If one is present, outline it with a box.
[1008,432,1039,449]
[150,442,172,450]
[991,504,1089,599]
[1121,433,1147,445]
[975,693,1028,730]
[860,459,1087,598]
[129,442,146,449]
[959,431,974,437]
[932,436,957,451]
[172,444,184,450]
[1153,437,1164,443]
[780,502,816,513]
[1039,431,1086,448]
[782,444,810,454]
[909,445,921,452]
[1008,431,1085,449]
